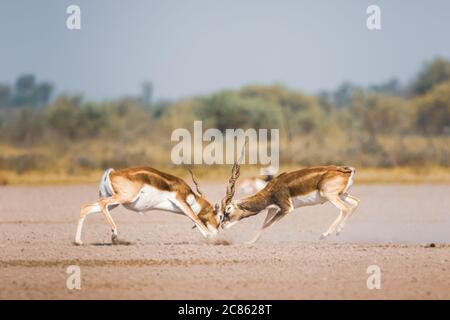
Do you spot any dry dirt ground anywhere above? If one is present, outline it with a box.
[0,183,449,299]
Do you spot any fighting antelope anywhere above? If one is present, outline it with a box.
[74,167,221,245]
[219,164,360,244]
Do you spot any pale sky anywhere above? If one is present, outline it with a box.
[1,0,450,100]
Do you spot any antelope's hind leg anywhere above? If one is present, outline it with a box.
[320,194,352,239]
[335,194,360,235]
[75,202,102,245]
[98,195,132,245]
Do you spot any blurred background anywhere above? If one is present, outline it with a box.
[0,0,449,184]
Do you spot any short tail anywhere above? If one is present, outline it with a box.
[341,166,356,193]
[98,168,115,199]
[338,166,355,174]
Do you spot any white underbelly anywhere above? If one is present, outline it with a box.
[291,190,327,208]
[124,185,182,213]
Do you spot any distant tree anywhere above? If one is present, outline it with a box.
[141,81,153,107]
[45,96,81,139]
[9,108,45,145]
[332,82,361,108]
[368,78,403,96]
[411,58,450,96]
[16,74,35,94]
[12,74,36,106]
[35,82,53,107]
[347,93,409,135]
[412,81,450,135]
[238,84,325,137]
[0,84,11,107]
[8,75,53,107]
[77,103,109,138]
[151,99,172,118]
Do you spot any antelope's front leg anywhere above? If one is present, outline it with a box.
[246,206,290,244]
[245,207,279,244]
[176,199,213,238]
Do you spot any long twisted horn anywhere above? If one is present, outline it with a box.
[220,142,247,211]
[187,168,203,197]
[220,162,240,211]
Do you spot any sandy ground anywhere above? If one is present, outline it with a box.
[0,183,449,299]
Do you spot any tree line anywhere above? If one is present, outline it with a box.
[0,58,449,174]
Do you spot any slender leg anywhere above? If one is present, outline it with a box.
[345,194,360,217]
[246,207,290,244]
[320,194,351,239]
[74,202,101,245]
[336,194,360,235]
[245,207,280,244]
[98,195,131,245]
[246,196,293,244]
[320,211,343,239]
[175,199,212,238]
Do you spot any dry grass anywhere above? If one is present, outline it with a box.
[0,174,8,185]
[0,170,102,185]
[1,166,449,185]
[354,167,450,184]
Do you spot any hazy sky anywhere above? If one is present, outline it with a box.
[1,0,450,100]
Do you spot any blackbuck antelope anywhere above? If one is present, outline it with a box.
[220,165,360,243]
[75,167,221,245]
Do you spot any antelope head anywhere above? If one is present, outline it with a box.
[187,168,222,235]
[219,145,247,229]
